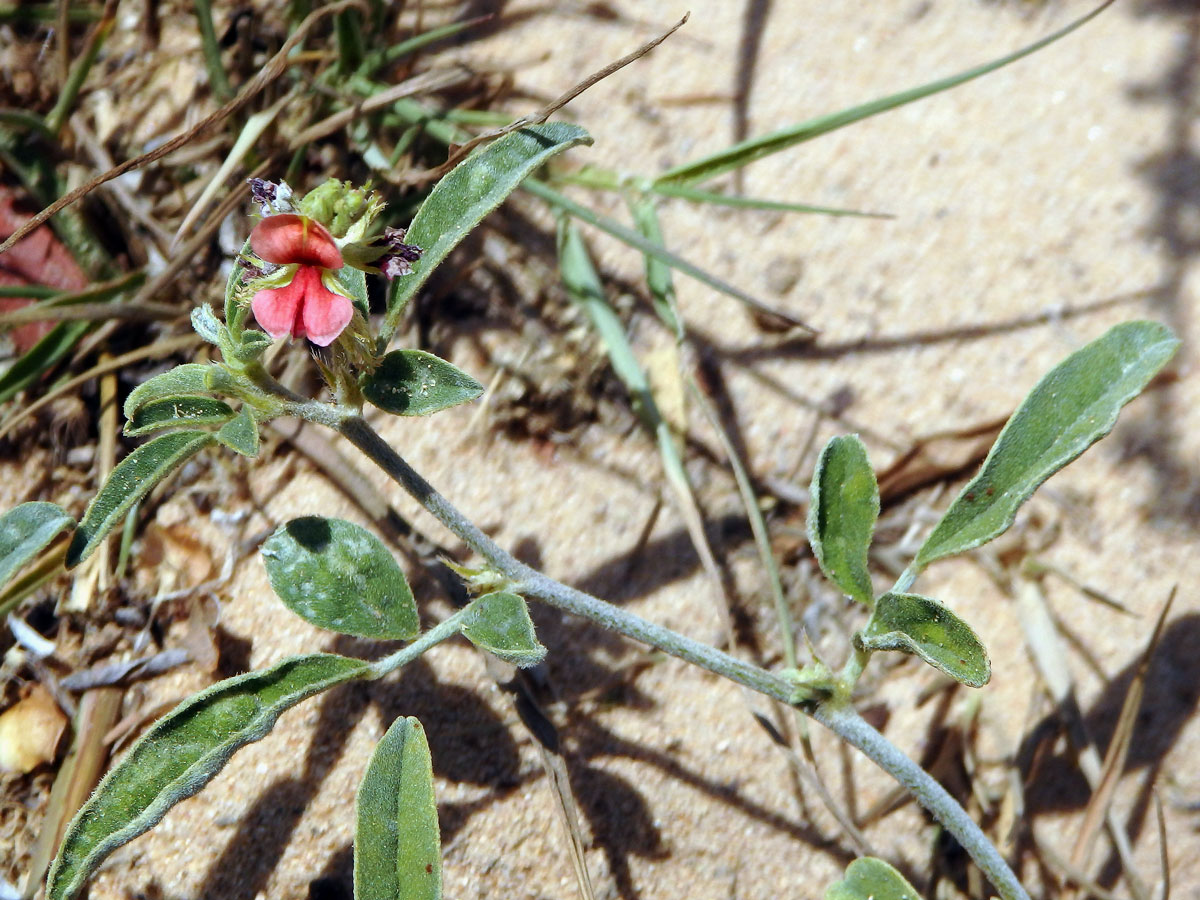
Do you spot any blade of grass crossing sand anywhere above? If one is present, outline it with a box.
[527,178,815,331]
[557,218,734,640]
[1014,575,1146,899]
[1067,589,1174,894]
[655,1,1116,186]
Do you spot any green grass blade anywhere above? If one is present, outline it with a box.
[627,196,683,339]
[193,0,232,101]
[529,179,813,330]
[650,181,892,218]
[656,1,1114,186]
[558,219,731,625]
[0,320,91,404]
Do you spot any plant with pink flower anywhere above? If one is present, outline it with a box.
[240,178,422,348]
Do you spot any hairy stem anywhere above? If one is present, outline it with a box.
[328,412,1028,900]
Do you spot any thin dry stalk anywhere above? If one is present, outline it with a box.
[1066,588,1175,898]
[402,14,689,184]
[0,0,367,257]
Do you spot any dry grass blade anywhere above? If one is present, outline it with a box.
[132,159,272,310]
[1067,586,1176,891]
[0,301,179,326]
[174,93,293,245]
[20,688,123,899]
[420,13,688,180]
[0,0,365,257]
[0,334,199,442]
[1016,575,1148,900]
[1033,828,1128,900]
[1154,789,1169,900]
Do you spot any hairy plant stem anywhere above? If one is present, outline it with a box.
[321,411,1028,900]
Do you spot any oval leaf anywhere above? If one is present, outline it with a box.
[46,653,369,900]
[215,407,260,457]
[124,395,234,437]
[261,517,418,640]
[355,716,442,900]
[826,857,924,900]
[379,122,593,345]
[123,364,218,420]
[915,321,1178,569]
[0,502,74,587]
[808,435,879,604]
[363,350,483,416]
[859,592,990,688]
[67,430,215,567]
[461,591,546,668]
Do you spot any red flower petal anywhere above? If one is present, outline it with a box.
[250,266,353,346]
[251,272,306,340]
[299,272,354,346]
[250,214,343,269]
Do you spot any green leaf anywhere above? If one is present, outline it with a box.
[657,2,1113,186]
[363,350,483,416]
[46,653,369,900]
[261,516,418,640]
[124,395,235,437]
[215,407,259,457]
[379,122,593,346]
[859,592,990,688]
[914,321,1178,569]
[355,716,442,900]
[0,502,74,587]
[0,320,90,404]
[808,435,879,605]
[826,857,925,900]
[123,364,218,420]
[67,431,215,567]
[461,591,546,667]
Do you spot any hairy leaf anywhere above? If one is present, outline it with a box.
[355,716,442,900]
[915,321,1178,569]
[379,122,593,345]
[46,654,369,900]
[461,591,546,667]
[808,435,878,605]
[859,592,990,688]
[363,350,483,416]
[215,407,259,457]
[124,396,234,437]
[826,857,924,900]
[67,431,214,567]
[261,517,418,640]
[123,364,218,420]
[0,502,74,587]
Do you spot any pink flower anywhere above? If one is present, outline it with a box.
[248,214,352,346]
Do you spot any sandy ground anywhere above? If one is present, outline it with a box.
[7,2,1200,899]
